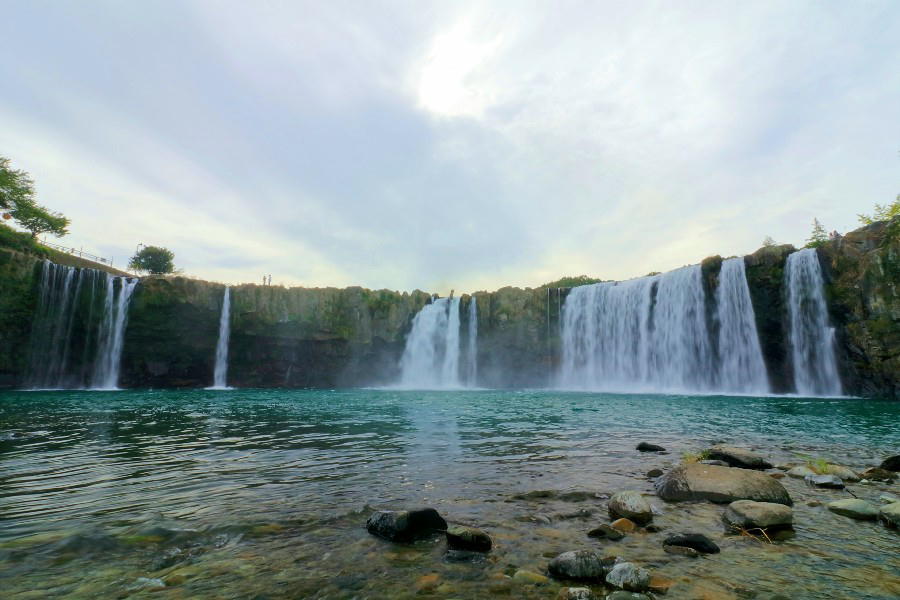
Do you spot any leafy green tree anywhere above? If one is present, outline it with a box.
[858,194,900,225]
[0,156,34,211]
[541,275,604,288]
[10,200,70,238]
[129,245,175,274]
[762,236,776,247]
[805,218,829,248]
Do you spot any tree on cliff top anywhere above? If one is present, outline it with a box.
[858,194,900,225]
[129,245,175,274]
[805,218,829,248]
[0,156,34,211]
[10,200,70,239]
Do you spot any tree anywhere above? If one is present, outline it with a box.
[762,236,777,247]
[858,194,900,225]
[10,200,70,238]
[805,218,828,248]
[0,156,34,211]
[129,245,175,274]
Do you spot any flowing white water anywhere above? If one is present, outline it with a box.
[398,297,463,388]
[25,262,108,389]
[210,287,232,389]
[91,277,138,390]
[786,248,842,396]
[560,265,729,392]
[716,257,770,393]
[466,297,478,386]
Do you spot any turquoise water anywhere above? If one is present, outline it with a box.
[1,389,899,599]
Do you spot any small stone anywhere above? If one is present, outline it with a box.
[366,508,447,542]
[787,466,816,479]
[446,525,492,552]
[804,474,844,489]
[879,501,900,528]
[587,524,624,540]
[610,518,637,533]
[663,533,720,554]
[605,562,651,592]
[608,491,653,525]
[880,455,900,472]
[647,469,664,478]
[557,587,596,600]
[663,544,699,558]
[513,569,549,585]
[649,574,676,594]
[723,500,793,531]
[860,467,896,482]
[827,499,879,521]
[637,442,666,452]
[415,573,441,592]
[706,445,773,470]
[548,550,611,581]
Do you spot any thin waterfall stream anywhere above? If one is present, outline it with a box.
[209,286,232,389]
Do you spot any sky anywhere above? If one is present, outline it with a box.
[0,0,898,293]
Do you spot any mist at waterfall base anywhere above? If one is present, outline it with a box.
[2,387,898,599]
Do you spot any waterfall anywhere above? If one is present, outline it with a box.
[716,258,770,393]
[25,262,106,389]
[91,276,138,390]
[785,248,842,396]
[466,297,478,386]
[560,265,719,392]
[398,297,463,388]
[210,287,232,389]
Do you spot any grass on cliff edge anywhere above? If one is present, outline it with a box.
[0,222,50,257]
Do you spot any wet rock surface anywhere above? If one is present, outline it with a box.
[548,550,613,581]
[827,499,879,521]
[656,463,792,505]
[587,524,624,540]
[879,502,900,528]
[445,525,492,552]
[636,442,666,452]
[663,532,720,554]
[706,445,774,470]
[881,455,900,472]
[608,491,653,525]
[365,508,447,542]
[804,474,845,489]
[723,500,793,531]
[605,562,650,592]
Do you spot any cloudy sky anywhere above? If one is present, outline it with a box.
[1,1,898,292]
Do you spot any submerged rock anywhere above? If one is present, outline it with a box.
[548,550,613,581]
[655,463,792,505]
[608,491,653,525]
[637,442,666,452]
[880,455,900,472]
[706,445,773,470]
[605,562,651,592]
[804,474,845,489]
[366,508,447,542]
[606,593,651,600]
[663,544,699,558]
[663,533,720,554]
[557,587,596,600]
[723,500,793,531]
[646,469,664,478]
[587,524,624,541]
[513,569,549,585]
[827,499,879,521]
[879,502,900,528]
[445,525,491,552]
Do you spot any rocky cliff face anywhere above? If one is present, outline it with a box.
[1,217,899,397]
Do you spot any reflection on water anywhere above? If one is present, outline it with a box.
[1,389,898,599]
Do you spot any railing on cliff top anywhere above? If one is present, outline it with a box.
[38,238,115,268]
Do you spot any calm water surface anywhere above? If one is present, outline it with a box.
[1,389,898,599]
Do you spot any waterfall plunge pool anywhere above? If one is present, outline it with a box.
[1,388,898,599]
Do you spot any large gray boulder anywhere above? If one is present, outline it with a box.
[723,500,793,531]
[706,445,773,470]
[655,463,792,505]
[608,491,653,525]
[366,508,447,542]
[548,550,613,581]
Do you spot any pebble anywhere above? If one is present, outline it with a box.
[663,533,720,554]
[587,524,625,541]
[610,518,637,533]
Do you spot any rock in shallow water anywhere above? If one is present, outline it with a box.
[557,587,596,600]
[879,502,900,528]
[606,593,651,600]
[827,499,879,521]
[880,455,900,472]
[723,500,793,531]
[587,524,624,540]
[513,569,549,585]
[608,491,653,525]
[605,562,651,592]
[365,508,447,542]
[823,464,859,482]
[663,544,699,558]
[548,550,613,581]
[655,463,792,505]
[787,466,816,479]
[637,442,666,452]
[706,445,773,470]
[445,525,491,552]
[663,533,720,554]
[860,467,897,482]
[804,474,845,489]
